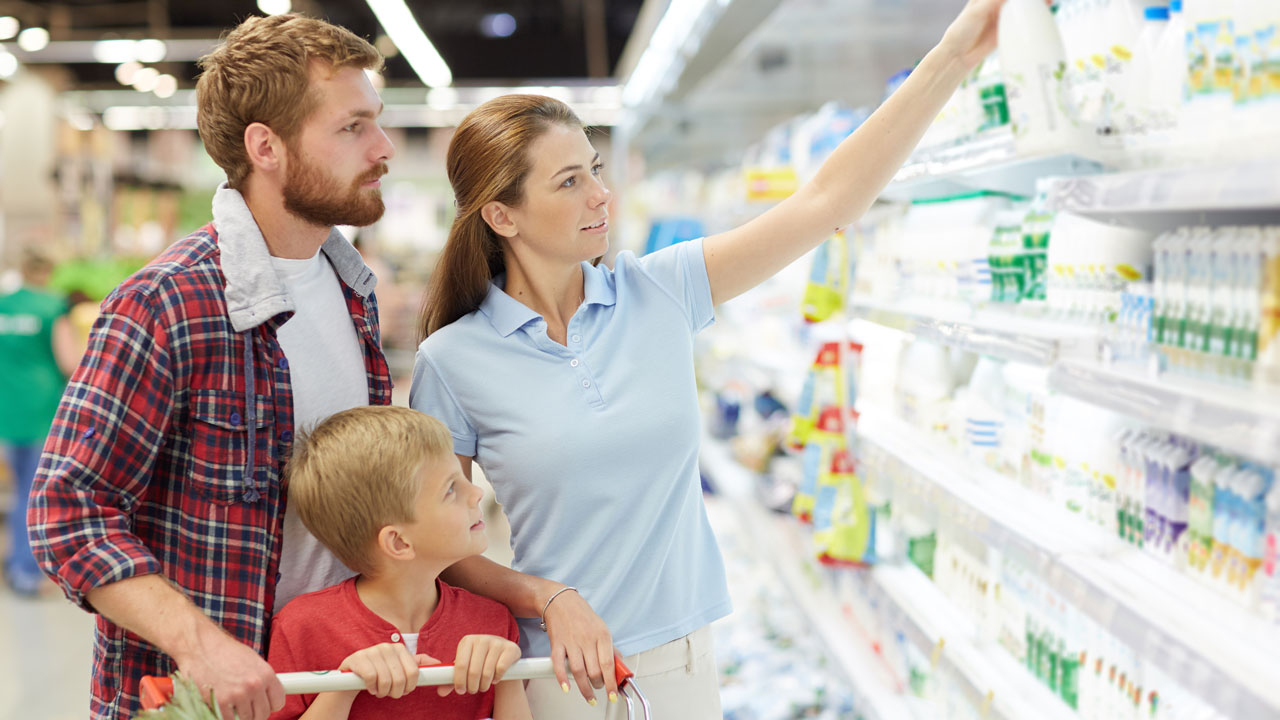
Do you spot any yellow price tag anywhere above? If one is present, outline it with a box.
[743,167,799,202]
[980,690,994,718]
[929,638,945,669]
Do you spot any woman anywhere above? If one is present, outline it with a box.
[411,1,1010,716]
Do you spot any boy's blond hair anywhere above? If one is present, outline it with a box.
[195,13,383,189]
[287,406,455,576]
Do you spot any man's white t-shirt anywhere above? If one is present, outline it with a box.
[270,250,370,612]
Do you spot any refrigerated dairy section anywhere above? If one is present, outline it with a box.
[0,1,1278,719]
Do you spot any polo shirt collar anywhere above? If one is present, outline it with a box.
[481,261,617,337]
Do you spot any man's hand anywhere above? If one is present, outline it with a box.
[177,627,285,720]
[441,635,521,697]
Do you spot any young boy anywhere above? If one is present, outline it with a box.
[267,406,532,720]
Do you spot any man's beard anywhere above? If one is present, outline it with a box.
[283,146,387,228]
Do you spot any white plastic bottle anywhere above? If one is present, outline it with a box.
[1124,5,1172,165]
[1147,0,1188,165]
[1100,0,1144,142]
[999,0,1090,156]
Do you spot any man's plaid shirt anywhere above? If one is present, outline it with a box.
[29,219,393,719]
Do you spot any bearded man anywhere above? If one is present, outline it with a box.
[28,14,395,720]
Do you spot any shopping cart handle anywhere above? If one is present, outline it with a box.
[140,656,639,709]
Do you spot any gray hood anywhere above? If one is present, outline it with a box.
[211,183,378,332]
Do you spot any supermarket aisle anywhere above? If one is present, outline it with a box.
[705,494,858,720]
[0,580,93,719]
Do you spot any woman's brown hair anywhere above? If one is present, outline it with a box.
[419,94,583,339]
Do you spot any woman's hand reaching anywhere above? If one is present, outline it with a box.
[937,0,1010,70]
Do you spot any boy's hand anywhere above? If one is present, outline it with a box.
[339,643,438,699]
[440,635,521,697]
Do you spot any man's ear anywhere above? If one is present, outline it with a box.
[480,201,519,239]
[243,122,286,175]
[376,525,415,562]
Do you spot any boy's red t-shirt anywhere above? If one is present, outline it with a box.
[267,577,520,720]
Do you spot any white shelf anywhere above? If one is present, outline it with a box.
[1046,161,1280,232]
[702,434,1076,720]
[883,131,1105,203]
[863,564,1079,720]
[699,436,911,720]
[851,297,1099,366]
[857,405,1280,720]
[1049,360,1280,465]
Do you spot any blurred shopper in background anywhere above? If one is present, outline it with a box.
[0,248,78,596]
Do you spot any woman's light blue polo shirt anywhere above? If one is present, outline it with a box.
[409,238,732,657]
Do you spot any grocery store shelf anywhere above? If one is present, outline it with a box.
[857,405,1280,720]
[850,297,1099,366]
[699,435,911,720]
[1047,161,1280,232]
[1049,360,1280,465]
[702,431,1078,720]
[883,131,1104,203]
[863,564,1078,720]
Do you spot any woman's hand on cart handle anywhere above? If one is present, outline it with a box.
[542,587,620,704]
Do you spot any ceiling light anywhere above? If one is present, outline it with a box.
[365,0,451,88]
[67,111,94,131]
[131,66,159,93]
[16,27,49,53]
[153,74,177,98]
[426,86,457,109]
[480,13,517,39]
[258,0,292,14]
[0,17,18,41]
[95,39,137,64]
[134,39,167,63]
[622,0,713,108]
[115,61,142,85]
[364,68,385,89]
[0,50,17,78]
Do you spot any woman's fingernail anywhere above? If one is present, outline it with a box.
[561,682,571,693]
[588,698,598,707]
[609,692,618,703]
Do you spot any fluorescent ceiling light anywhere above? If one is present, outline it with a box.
[0,17,18,40]
[115,61,141,84]
[153,74,177,98]
[135,39,167,63]
[131,67,159,92]
[16,27,49,52]
[365,0,451,88]
[621,0,717,108]
[94,39,137,63]
[0,50,17,78]
[258,0,292,14]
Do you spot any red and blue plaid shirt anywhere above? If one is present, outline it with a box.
[29,217,392,719]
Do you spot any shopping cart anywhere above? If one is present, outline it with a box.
[139,655,652,718]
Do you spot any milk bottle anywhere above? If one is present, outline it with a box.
[999,0,1091,156]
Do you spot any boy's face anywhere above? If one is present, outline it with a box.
[403,453,488,565]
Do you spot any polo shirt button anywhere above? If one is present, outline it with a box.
[570,358,579,367]
[230,412,242,426]
[582,379,590,388]
[571,334,581,343]
[280,430,293,442]
[82,427,95,440]
[391,633,401,642]
[278,357,289,370]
